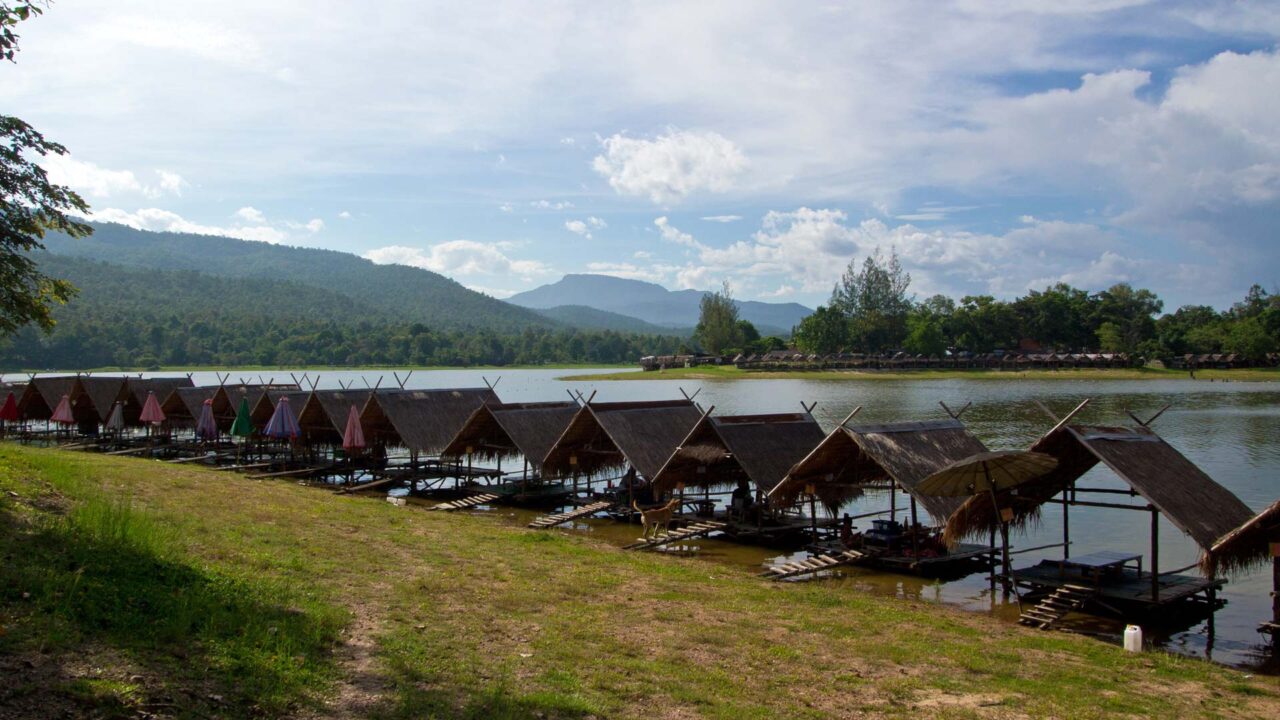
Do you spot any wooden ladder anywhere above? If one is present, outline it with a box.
[527,501,613,529]
[1019,584,1096,629]
[430,493,499,511]
[760,550,868,581]
[624,520,726,550]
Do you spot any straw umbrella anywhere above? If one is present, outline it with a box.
[920,450,1058,587]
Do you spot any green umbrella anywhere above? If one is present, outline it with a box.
[229,397,254,438]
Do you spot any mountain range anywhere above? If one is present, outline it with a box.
[509,274,811,336]
[37,223,809,337]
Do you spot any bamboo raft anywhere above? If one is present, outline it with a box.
[761,549,872,581]
[528,500,614,529]
[624,519,726,550]
[431,492,499,511]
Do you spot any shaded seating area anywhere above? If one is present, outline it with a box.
[440,401,579,503]
[358,387,500,491]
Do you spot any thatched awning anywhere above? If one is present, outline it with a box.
[360,387,500,455]
[19,376,81,421]
[542,399,702,480]
[165,386,219,424]
[1201,500,1280,577]
[945,424,1256,552]
[441,401,579,464]
[215,384,299,432]
[296,390,372,444]
[772,419,988,523]
[651,412,826,496]
[78,377,129,421]
[124,377,193,426]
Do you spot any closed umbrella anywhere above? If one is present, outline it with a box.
[342,404,365,452]
[229,397,254,438]
[920,450,1058,586]
[195,398,219,442]
[264,396,301,440]
[139,391,166,424]
[104,401,125,434]
[50,394,75,425]
[0,391,16,436]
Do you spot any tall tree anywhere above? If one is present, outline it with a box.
[793,304,849,355]
[1094,283,1162,354]
[693,281,742,354]
[830,246,912,352]
[1,1,89,335]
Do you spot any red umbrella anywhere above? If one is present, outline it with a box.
[342,404,365,452]
[50,394,75,425]
[139,391,166,424]
[0,392,17,422]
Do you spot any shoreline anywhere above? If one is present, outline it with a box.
[559,365,1280,382]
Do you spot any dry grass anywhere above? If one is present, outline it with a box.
[1,444,1277,719]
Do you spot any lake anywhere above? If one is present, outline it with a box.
[150,368,1280,668]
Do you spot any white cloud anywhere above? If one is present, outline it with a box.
[42,156,185,200]
[586,216,606,229]
[564,220,590,238]
[285,218,324,233]
[498,203,514,213]
[464,284,518,299]
[592,129,748,204]
[584,261,671,283]
[338,210,352,219]
[653,216,701,249]
[92,207,288,244]
[364,240,552,280]
[235,206,267,224]
[530,200,574,210]
[701,215,742,223]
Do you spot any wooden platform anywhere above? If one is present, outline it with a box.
[1012,560,1224,607]
[761,550,870,581]
[624,519,726,551]
[528,501,613,529]
[430,493,499,511]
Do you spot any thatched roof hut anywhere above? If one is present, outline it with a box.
[1201,500,1280,578]
[163,386,219,425]
[441,401,579,465]
[770,419,989,521]
[125,377,194,426]
[250,388,314,433]
[360,387,500,455]
[944,424,1256,554]
[651,412,826,497]
[542,399,703,480]
[78,376,130,424]
[19,375,99,426]
[214,384,298,432]
[296,389,373,445]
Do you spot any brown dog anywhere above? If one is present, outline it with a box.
[633,497,681,540]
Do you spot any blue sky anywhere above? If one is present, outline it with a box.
[5,1,1279,309]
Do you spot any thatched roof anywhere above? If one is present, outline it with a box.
[19,376,82,420]
[1201,500,1280,578]
[651,412,826,496]
[542,399,703,480]
[441,401,579,464]
[78,376,129,420]
[214,384,298,431]
[360,387,500,454]
[772,419,988,523]
[297,389,372,444]
[945,424,1256,552]
[164,386,219,423]
[128,377,194,407]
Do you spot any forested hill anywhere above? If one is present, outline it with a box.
[40,223,557,334]
[531,305,690,336]
[0,254,683,368]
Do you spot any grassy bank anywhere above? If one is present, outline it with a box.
[1,446,1276,718]
[563,365,1280,382]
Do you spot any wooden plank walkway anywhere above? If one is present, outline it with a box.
[1019,584,1097,629]
[528,501,613,529]
[624,520,726,550]
[761,550,869,581]
[431,493,499,511]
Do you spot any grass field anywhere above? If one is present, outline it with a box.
[563,365,1280,382]
[1,445,1277,718]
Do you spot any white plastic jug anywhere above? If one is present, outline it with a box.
[1123,624,1143,652]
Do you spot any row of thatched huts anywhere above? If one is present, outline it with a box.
[640,350,1146,371]
[5,373,1278,640]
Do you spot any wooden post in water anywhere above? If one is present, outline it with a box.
[909,495,919,558]
[889,481,896,524]
[1062,488,1070,561]
[1150,507,1160,602]
[989,526,997,590]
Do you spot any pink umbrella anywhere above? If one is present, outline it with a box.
[139,390,166,424]
[342,404,365,452]
[50,394,75,425]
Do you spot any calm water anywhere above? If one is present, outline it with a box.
[108,369,1280,668]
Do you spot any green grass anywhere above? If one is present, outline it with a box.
[1,445,1276,718]
[564,365,1280,382]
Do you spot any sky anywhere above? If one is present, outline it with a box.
[4,1,1280,310]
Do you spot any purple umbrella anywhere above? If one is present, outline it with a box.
[195,398,219,442]
[264,396,301,440]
